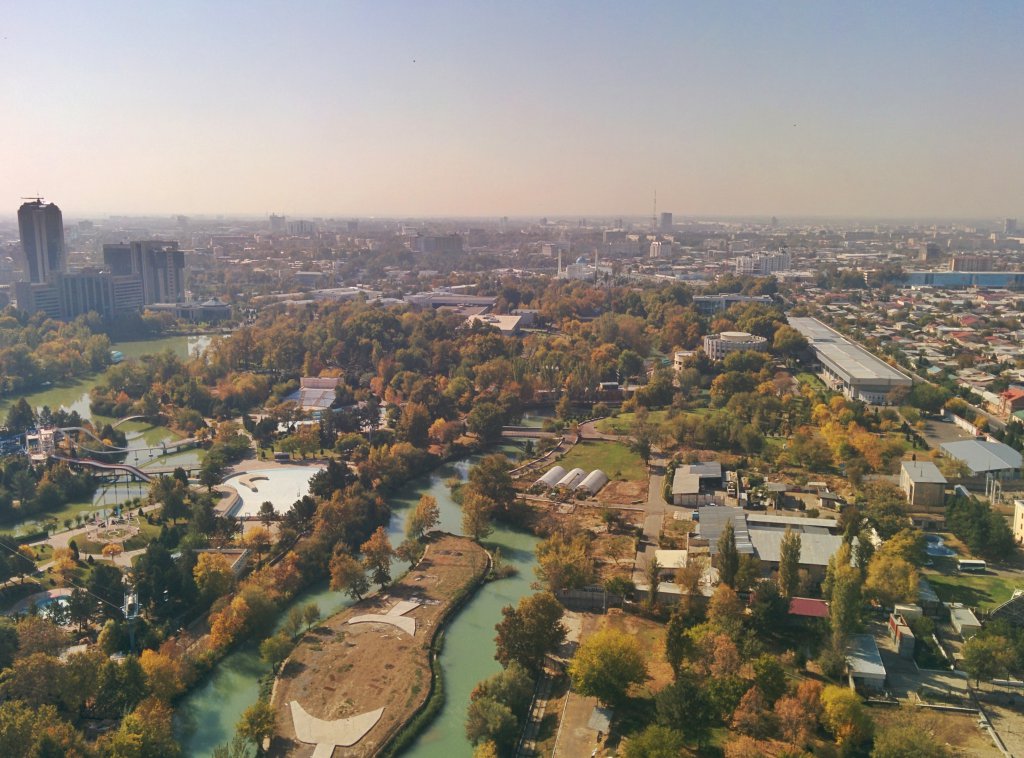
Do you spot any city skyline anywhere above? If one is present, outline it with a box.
[3,1,1023,218]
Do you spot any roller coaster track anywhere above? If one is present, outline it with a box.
[50,455,153,482]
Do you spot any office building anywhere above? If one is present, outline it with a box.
[269,214,286,232]
[1006,218,1018,235]
[950,254,992,272]
[18,199,66,283]
[287,219,316,235]
[103,241,185,304]
[659,212,673,231]
[411,235,463,254]
[735,251,791,276]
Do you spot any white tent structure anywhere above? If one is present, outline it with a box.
[556,468,586,489]
[535,466,567,489]
[576,469,609,495]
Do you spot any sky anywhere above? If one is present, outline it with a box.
[2,1,1023,219]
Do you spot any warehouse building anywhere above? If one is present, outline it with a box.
[899,460,947,508]
[940,439,1022,481]
[788,317,912,404]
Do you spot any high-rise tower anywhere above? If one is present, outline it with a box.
[18,198,66,283]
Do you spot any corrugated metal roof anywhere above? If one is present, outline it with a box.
[748,528,843,566]
[698,506,755,555]
[940,440,1022,475]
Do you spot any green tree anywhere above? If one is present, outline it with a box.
[752,654,787,705]
[494,592,567,674]
[396,538,425,568]
[717,519,739,588]
[655,671,714,746]
[622,724,686,758]
[259,633,293,670]
[303,603,320,630]
[568,629,648,707]
[777,526,801,598]
[464,697,517,749]
[962,635,1014,685]
[237,700,276,755]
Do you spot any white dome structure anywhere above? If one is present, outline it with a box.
[576,469,609,495]
[556,468,586,489]
[536,466,567,489]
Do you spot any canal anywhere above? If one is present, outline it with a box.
[174,445,540,758]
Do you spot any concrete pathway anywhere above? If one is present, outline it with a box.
[289,701,385,758]
[348,598,420,636]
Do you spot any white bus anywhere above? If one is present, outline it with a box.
[957,559,987,573]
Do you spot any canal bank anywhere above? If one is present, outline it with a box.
[174,447,540,758]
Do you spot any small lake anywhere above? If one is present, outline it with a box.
[175,443,539,758]
[0,334,212,422]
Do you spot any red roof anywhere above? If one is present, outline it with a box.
[1001,388,1024,401]
[788,597,830,618]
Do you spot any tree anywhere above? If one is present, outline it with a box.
[825,543,862,645]
[656,671,715,746]
[864,553,918,608]
[329,550,369,600]
[360,526,395,589]
[396,538,425,568]
[775,694,816,747]
[752,654,788,705]
[645,555,661,609]
[466,402,505,441]
[303,603,320,630]
[962,635,1014,685]
[494,592,567,674]
[260,633,293,671]
[66,588,94,633]
[52,546,76,581]
[717,519,739,588]
[731,686,774,738]
[465,663,535,751]
[0,620,18,670]
[820,684,873,748]
[468,455,516,513]
[406,494,440,539]
[472,742,500,758]
[777,527,801,598]
[622,725,686,758]
[258,501,276,529]
[534,532,594,592]
[101,697,181,757]
[707,583,744,639]
[237,700,276,755]
[462,490,494,542]
[194,551,235,602]
[140,648,184,701]
[568,628,648,706]
[464,697,517,749]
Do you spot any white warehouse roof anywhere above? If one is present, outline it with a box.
[556,468,586,489]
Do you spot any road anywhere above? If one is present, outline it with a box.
[633,455,667,585]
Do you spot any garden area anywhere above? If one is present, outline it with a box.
[557,441,647,483]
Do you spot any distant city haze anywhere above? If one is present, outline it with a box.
[2,1,1023,218]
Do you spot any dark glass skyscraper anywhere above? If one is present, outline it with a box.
[17,199,66,283]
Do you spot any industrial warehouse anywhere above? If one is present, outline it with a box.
[788,317,913,404]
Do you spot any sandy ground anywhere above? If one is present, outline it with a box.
[268,534,488,757]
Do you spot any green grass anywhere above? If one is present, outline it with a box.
[557,440,647,482]
[924,570,1020,610]
[796,372,826,390]
[595,411,668,436]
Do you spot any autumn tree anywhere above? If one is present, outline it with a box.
[237,700,276,755]
[140,648,185,701]
[360,526,395,589]
[462,490,495,542]
[406,493,440,539]
[622,725,686,758]
[569,629,648,707]
[494,592,567,674]
[707,583,744,639]
[396,538,425,568]
[534,532,594,592]
[330,549,369,600]
[194,551,235,602]
[820,684,873,749]
[864,553,918,608]
[962,635,1014,685]
[655,671,715,747]
[731,686,774,738]
[778,526,801,598]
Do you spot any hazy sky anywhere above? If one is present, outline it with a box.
[2,1,1023,218]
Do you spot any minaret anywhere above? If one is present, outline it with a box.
[557,248,563,278]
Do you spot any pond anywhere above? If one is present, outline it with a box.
[0,334,211,422]
[174,444,540,758]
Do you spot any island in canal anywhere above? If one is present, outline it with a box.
[269,533,490,757]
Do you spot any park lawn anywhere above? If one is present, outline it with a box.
[558,440,647,482]
[924,570,1021,610]
[796,371,826,390]
[595,410,668,436]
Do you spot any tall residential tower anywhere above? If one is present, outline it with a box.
[17,199,66,283]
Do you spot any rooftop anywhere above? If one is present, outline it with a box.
[900,460,948,485]
[846,634,886,679]
[940,439,1023,474]
[788,597,830,618]
[789,316,912,386]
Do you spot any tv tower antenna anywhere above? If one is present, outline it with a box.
[652,190,657,230]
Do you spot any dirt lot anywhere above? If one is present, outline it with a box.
[268,534,488,757]
[598,480,648,505]
[871,706,1001,756]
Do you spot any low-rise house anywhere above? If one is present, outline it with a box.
[899,460,948,508]
[846,634,886,691]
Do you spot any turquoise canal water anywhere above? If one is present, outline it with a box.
[174,444,540,758]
